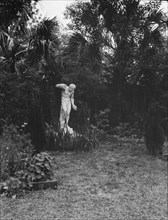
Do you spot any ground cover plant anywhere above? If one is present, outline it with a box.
[0,123,55,197]
[0,123,34,181]
[1,135,167,220]
[45,122,100,152]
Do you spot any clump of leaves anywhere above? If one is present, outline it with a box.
[0,177,22,198]
[112,122,143,138]
[95,108,110,131]
[45,123,99,151]
[45,123,59,150]
[0,123,34,181]
[0,123,55,197]
[95,108,111,141]
[17,152,54,189]
[144,102,165,156]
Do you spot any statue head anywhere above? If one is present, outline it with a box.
[69,84,76,90]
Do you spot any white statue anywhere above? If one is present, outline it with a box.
[56,83,77,134]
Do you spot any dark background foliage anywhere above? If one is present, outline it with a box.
[0,0,167,152]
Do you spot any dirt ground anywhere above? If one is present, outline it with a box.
[1,136,167,220]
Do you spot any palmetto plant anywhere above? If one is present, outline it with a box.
[63,32,87,64]
[0,0,38,72]
[0,32,26,73]
[62,31,102,75]
[0,16,60,74]
[28,17,60,65]
[0,1,61,135]
[64,1,103,72]
[0,0,37,32]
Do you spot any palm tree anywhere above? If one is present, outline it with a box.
[0,0,39,73]
[26,17,62,132]
[28,17,60,65]
[0,0,37,31]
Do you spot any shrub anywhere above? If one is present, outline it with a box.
[16,152,54,189]
[70,101,90,133]
[144,102,165,156]
[0,151,54,196]
[45,123,99,151]
[94,108,111,140]
[0,177,22,198]
[45,123,59,150]
[0,123,34,181]
[95,108,110,131]
[58,128,99,151]
[112,122,143,138]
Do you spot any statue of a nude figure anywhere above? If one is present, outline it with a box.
[56,83,77,134]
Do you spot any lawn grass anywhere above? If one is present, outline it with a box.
[1,136,167,220]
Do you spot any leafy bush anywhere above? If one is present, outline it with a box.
[0,141,54,196]
[95,108,110,131]
[94,108,111,140]
[59,127,99,151]
[45,123,59,150]
[0,69,38,125]
[0,123,34,181]
[0,177,22,198]
[16,152,54,189]
[70,101,90,133]
[112,122,143,138]
[45,123,99,151]
[144,102,165,156]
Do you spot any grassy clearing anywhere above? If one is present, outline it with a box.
[1,136,167,220]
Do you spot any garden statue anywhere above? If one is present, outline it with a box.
[56,83,77,134]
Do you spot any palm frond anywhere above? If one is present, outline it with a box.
[63,32,87,58]
[0,29,9,43]
[28,17,60,63]
[0,30,11,55]
[63,31,102,71]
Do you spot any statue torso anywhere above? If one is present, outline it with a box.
[62,86,74,99]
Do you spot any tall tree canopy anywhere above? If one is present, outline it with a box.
[65,0,168,124]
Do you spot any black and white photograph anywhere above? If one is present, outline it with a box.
[0,0,168,219]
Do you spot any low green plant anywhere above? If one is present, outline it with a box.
[45,123,59,150]
[0,177,22,198]
[94,109,111,140]
[145,102,165,156]
[0,123,54,194]
[112,122,143,138]
[61,126,100,151]
[16,152,54,189]
[0,123,34,181]
[95,108,110,131]
[45,123,99,151]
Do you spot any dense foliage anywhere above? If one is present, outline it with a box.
[65,0,168,137]
[0,123,34,180]
[0,0,167,156]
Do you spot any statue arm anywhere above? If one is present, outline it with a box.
[55,84,67,89]
[71,93,77,110]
